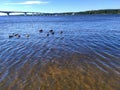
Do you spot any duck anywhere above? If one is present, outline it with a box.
[49,30,55,35]
[25,34,29,37]
[9,33,15,38]
[15,34,20,38]
[9,35,14,38]
[47,33,49,36]
[14,34,19,36]
[16,35,20,38]
[39,29,43,33]
[49,30,53,33]
[51,32,54,35]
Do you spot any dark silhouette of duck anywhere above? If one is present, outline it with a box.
[14,34,20,38]
[14,34,19,36]
[49,30,53,33]
[16,35,20,38]
[9,35,14,38]
[47,33,49,36]
[49,30,55,35]
[39,29,43,33]
[51,32,54,35]
[9,33,15,38]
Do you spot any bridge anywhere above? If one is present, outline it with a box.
[0,11,42,16]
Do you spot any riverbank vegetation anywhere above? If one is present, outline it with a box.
[9,9,120,16]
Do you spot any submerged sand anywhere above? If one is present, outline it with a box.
[0,53,120,90]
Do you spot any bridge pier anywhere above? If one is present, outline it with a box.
[24,12,27,16]
[7,12,10,16]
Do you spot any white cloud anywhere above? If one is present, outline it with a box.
[5,0,49,5]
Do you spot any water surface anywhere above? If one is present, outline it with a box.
[0,15,120,90]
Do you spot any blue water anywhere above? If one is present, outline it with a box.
[0,15,120,84]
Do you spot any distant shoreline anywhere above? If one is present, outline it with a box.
[53,9,120,16]
[0,9,120,16]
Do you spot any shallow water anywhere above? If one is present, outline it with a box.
[0,15,120,90]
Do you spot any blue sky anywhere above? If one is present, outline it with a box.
[0,0,120,13]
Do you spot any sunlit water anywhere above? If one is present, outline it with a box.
[0,15,120,89]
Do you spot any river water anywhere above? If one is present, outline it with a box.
[0,15,120,90]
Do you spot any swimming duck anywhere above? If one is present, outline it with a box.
[9,35,14,38]
[49,30,53,33]
[47,33,49,36]
[9,33,16,38]
[25,34,29,37]
[39,29,43,33]
[15,34,20,38]
[51,32,54,35]
[14,34,19,36]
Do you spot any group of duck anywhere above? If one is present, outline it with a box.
[9,33,30,38]
[9,29,63,38]
[39,29,63,36]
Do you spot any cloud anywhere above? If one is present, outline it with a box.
[5,0,49,5]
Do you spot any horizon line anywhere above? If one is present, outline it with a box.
[0,8,120,14]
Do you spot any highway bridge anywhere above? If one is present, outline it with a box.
[0,11,42,16]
